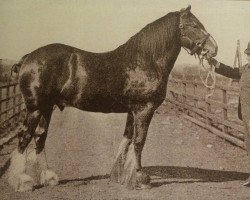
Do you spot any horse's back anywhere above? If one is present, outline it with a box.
[18,43,165,113]
[18,43,124,112]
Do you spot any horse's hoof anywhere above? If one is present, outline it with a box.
[135,171,151,189]
[135,183,152,190]
[40,169,59,186]
[242,177,250,187]
[17,173,34,192]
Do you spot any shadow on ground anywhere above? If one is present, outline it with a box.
[144,166,250,187]
[59,174,110,185]
[53,165,250,189]
[33,174,110,189]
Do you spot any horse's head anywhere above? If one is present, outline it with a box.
[179,5,218,59]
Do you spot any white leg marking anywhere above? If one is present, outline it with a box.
[121,143,137,185]
[37,149,58,186]
[115,137,131,160]
[8,149,34,192]
[40,169,59,186]
[16,173,34,192]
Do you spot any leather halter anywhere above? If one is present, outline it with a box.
[179,19,210,55]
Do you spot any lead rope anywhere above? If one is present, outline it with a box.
[199,63,216,99]
[183,45,216,98]
[183,46,216,98]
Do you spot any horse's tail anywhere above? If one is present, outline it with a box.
[11,54,29,76]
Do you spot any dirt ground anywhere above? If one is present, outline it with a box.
[1,103,250,200]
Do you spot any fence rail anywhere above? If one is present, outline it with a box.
[0,82,25,137]
[167,77,245,149]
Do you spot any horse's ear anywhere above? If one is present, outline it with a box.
[186,5,191,11]
[180,5,191,14]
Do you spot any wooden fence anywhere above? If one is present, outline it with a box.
[0,82,25,138]
[0,77,246,149]
[167,77,246,149]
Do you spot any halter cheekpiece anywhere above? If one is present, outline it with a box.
[179,16,210,55]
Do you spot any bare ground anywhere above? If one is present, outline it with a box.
[1,103,250,200]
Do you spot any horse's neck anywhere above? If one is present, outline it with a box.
[120,12,181,72]
[155,46,181,81]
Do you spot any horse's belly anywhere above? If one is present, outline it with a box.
[64,96,129,113]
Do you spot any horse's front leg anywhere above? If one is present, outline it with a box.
[110,111,133,184]
[110,103,154,189]
[132,103,154,189]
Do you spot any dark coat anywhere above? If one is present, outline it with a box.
[215,63,249,120]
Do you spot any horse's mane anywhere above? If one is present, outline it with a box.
[119,11,181,59]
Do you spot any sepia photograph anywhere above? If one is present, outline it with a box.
[0,0,250,199]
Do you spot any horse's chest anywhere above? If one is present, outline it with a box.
[123,68,161,97]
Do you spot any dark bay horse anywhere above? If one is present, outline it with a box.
[8,5,217,191]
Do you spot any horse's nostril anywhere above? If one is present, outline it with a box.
[212,49,218,56]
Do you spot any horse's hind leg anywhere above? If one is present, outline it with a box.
[8,110,41,192]
[34,107,59,187]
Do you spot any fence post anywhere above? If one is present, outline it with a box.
[18,85,23,121]
[222,89,228,133]
[0,88,2,123]
[193,82,198,118]
[13,85,17,125]
[182,79,187,113]
[6,86,10,122]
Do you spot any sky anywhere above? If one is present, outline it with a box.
[0,0,249,67]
